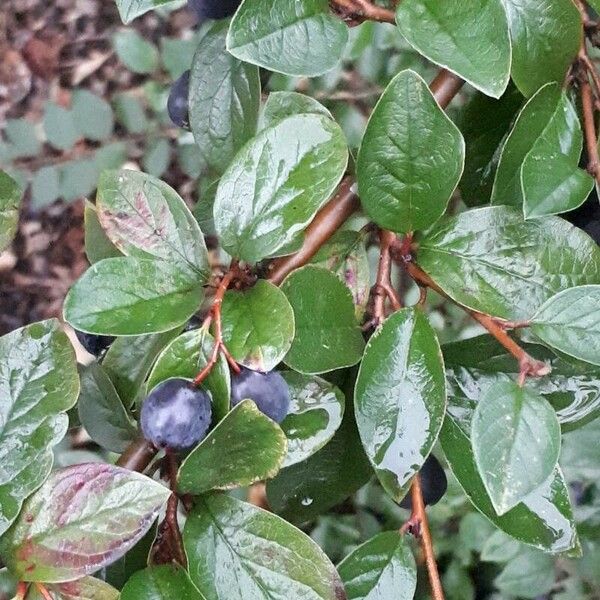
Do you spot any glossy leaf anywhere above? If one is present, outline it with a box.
[456,86,523,206]
[267,402,373,524]
[357,69,464,233]
[443,334,600,432]
[471,380,561,514]
[531,285,600,366]
[440,405,579,554]
[355,308,446,501]
[221,280,295,372]
[147,328,230,421]
[77,363,137,453]
[338,532,417,600]
[189,21,260,175]
[260,91,332,131]
[227,0,348,77]
[83,201,121,265]
[416,206,600,320]
[63,257,203,335]
[503,0,581,97]
[310,230,370,318]
[282,266,364,374]
[491,83,561,207]
[214,115,348,263]
[0,463,170,582]
[114,0,178,23]
[120,565,205,600]
[178,400,287,494]
[395,0,511,98]
[521,93,593,218]
[280,371,345,467]
[183,493,344,600]
[0,170,21,253]
[102,328,181,407]
[0,320,79,537]
[96,170,209,278]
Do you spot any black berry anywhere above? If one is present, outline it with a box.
[230,367,290,424]
[183,314,203,332]
[75,329,115,357]
[140,378,212,451]
[400,454,447,510]
[187,0,242,20]
[167,70,190,130]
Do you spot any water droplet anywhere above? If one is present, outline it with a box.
[301,497,313,506]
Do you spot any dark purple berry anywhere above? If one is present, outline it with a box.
[167,71,190,130]
[400,454,447,510]
[183,314,203,332]
[230,367,290,424]
[75,329,115,357]
[187,0,242,20]
[141,378,212,451]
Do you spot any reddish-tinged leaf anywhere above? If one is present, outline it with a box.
[0,464,170,583]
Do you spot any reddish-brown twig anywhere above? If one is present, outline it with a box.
[116,438,158,472]
[35,583,54,600]
[400,475,445,600]
[193,269,240,386]
[372,229,402,324]
[15,582,28,600]
[331,0,396,23]
[165,452,187,566]
[404,261,550,381]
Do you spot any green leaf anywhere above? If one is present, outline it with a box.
[357,69,465,233]
[492,83,561,206]
[494,549,555,598]
[221,280,295,372]
[183,493,344,600]
[143,138,171,178]
[0,170,21,253]
[147,328,230,421]
[0,464,170,582]
[214,114,348,263]
[72,90,114,141]
[37,577,120,600]
[161,37,197,79]
[4,119,41,158]
[503,0,581,98]
[59,159,99,202]
[0,320,79,537]
[96,169,209,279]
[227,0,348,77]
[120,565,205,600]
[280,371,345,467]
[521,92,593,218]
[31,166,60,209]
[416,206,600,320]
[531,285,600,367]
[481,530,522,563]
[83,201,121,264]
[113,30,159,74]
[114,0,179,23]
[395,0,511,98]
[440,406,579,554]
[178,400,287,494]
[189,20,260,175]
[63,257,203,335]
[338,532,417,600]
[355,308,446,501]
[259,91,332,131]
[43,103,79,151]
[472,380,561,514]
[77,363,137,453]
[267,400,373,524]
[310,230,370,319]
[456,86,524,206]
[281,266,364,374]
[443,334,600,432]
[95,142,128,172]
[113,93,148,134]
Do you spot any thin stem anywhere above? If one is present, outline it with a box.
[580,66,600,180]
[331,0,396,23]
[193,269,239,387]
[372,229,402,323]
[35,583,54,600]
[116,438,158,472]
[429,70,465,110]
[16,582,28,600]
[164,452,187,567]
[405,261,550,379]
